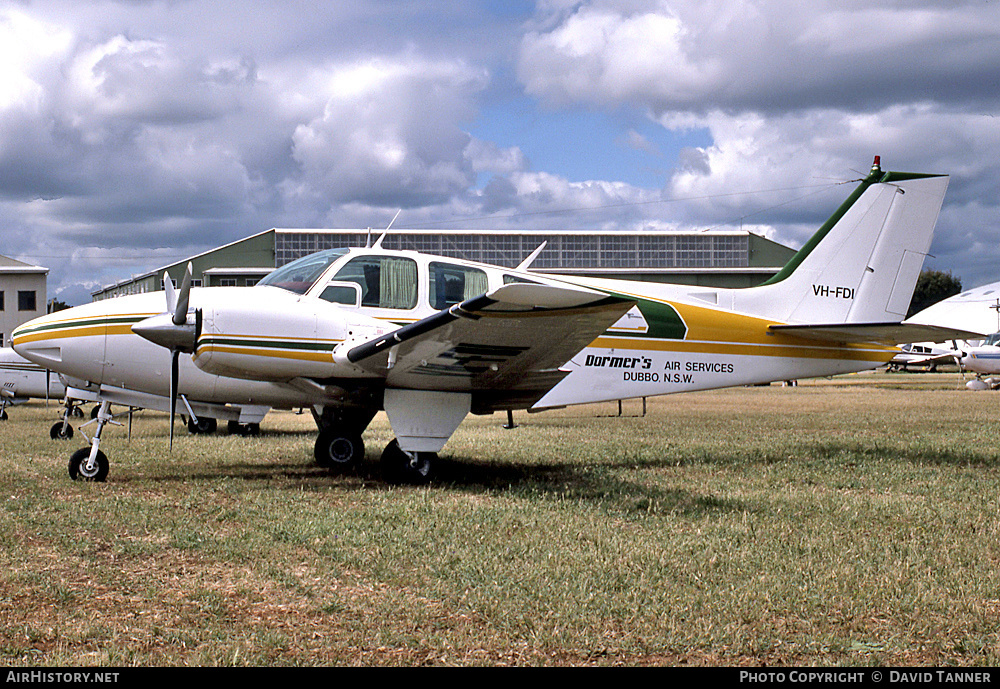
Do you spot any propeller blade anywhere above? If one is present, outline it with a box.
[169,349,179,451]
[173,262,193,326]
[163,271,177,315]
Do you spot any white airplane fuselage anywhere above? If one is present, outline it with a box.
[961,340,1000,375]
[0,347,64,403]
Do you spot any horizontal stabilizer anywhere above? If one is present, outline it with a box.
[769,322,986,346]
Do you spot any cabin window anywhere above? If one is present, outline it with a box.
[429,262,488,310]
[329,256,418,309]
[502,274,540,285]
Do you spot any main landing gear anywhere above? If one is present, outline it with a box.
[311,406,436,484]
[313,430,436,484]
[379,439,435,485]
[50,399,85,440]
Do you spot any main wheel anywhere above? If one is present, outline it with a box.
[380,439,435,485]
[228,420,260,436]
[0,409,7,421]
[68,447,109,482]
[315,430,364,472]
[90,404,110,420]
[50,422,74,440]
[187,416,218,434]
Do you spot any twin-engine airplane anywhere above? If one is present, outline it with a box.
[0,347,64,421]
[13,158,979,483]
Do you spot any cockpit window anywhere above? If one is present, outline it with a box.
[330,255,418,309]
[986,332,1000,346]
[429,262,488,310]
[257,249,349,295]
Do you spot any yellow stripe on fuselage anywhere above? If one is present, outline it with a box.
[194,345,336,364]
[12,313,157,347]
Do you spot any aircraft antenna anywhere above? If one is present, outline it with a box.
[373,209,401,250]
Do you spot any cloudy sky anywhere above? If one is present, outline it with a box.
[3,0,999,304]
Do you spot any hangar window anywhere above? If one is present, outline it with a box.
[0,291,4,311]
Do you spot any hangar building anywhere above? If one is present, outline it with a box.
[92,228,796,301]
[0,254,48,347]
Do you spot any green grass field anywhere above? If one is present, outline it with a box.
[2,370,999,666]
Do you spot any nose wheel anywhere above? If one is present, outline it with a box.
[68,447,109,482]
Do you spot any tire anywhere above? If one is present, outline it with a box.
[50,422,74,440]
[380,439,435,485]
[187,416,217,434]
[68,447,109,482]
[314,429,364,472]
[228,420,260,437]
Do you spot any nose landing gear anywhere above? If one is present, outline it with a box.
[67,400,119,482]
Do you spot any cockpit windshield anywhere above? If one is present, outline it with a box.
[985,332,1000,346]
[256,248,349,295]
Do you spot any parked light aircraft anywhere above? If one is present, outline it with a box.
[906,279,1000,340]
[0,347,64,421]
[13,158,978,483]
[904,280,1000,382]
[958,332,1000,377]
[887,341,961,371]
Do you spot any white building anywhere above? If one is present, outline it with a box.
[0,255,47,347]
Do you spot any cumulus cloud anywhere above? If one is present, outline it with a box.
[1,1,999,301]
[518,0,1000,113]
[287,56,489,210]
[515,0,1000,287]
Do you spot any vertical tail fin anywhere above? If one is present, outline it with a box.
[739,158,949,324]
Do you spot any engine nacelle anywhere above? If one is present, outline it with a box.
[190,287,391,382]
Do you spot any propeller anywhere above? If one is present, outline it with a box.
[132,262,201,450]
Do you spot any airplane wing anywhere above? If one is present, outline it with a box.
[341,283,635,412]
[899,351,962,365]
[769,322,986,345]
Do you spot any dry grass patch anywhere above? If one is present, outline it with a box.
[2,371,1000,665]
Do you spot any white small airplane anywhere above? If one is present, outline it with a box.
[957,332,1000,379]
[887,341,961,371]
[905,280,1000,345]
[13,158,979,483]
[0,347,64,421]
[904,280,1000,386]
